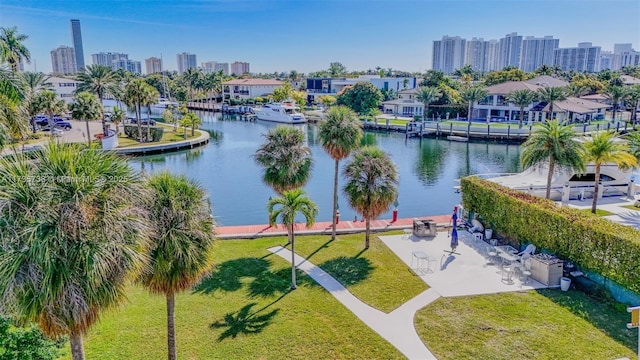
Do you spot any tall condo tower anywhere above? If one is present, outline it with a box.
[70,19,85,71]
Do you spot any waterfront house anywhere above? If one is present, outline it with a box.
[222,79,282,100]
[382,88,425,118]
[306,75,417,104]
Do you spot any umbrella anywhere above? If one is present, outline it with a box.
[450,227,458,250]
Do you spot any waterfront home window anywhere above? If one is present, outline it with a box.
[322,80,329,93]
[496,95,508,106]
[478,95,493,105]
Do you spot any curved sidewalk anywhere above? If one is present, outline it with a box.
[269,246,440,360]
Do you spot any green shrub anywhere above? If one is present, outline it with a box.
[461,176,640,293]
[123,125,164,142]
[28,133,43,140]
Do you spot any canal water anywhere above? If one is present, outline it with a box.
[128,111,522,226]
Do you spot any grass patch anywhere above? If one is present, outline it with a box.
[116,127,199,148]
[58,237,403,359]
[579,208,615,216]
[622,204,640,211]
[415,289,635,360]
[288,231,428,313]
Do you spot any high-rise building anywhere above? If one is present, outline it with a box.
[113,59,142,75]
[484,40,501,72]
[519,36,559,72]
[201,61,217,74]
[231,61,250,75]
[215,62,229,75]
[145,57,163,74]
[70,19,85,72]
[554,42,601,73]
[51,46,77,74]
[92,52,128,67]
[465,38,486,72]
[432,36,466,74]
[176,52,197,74]
[498,32,523,69]
[600,51,615,70]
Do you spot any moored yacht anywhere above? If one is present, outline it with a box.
[484,163,636,201]
[151,98,179,111]
[254,102,306,124]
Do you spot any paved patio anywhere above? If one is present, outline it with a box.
[379,230,548,297]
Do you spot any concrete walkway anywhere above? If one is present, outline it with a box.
[269,246,439,360]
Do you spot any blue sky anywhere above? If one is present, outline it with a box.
[1,0,639,74]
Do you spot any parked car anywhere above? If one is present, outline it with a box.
[39,117,73,130]
[129,117,156,126]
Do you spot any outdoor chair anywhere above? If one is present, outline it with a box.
[517,244,536,259]
[485,246,498,266]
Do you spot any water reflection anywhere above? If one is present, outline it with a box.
[129,112,522,226]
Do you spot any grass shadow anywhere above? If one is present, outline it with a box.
[318,256,373,286]
[210,302,280,341]
[537,288,636,351]
[194,258,271,294]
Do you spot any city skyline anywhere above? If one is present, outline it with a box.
[1,0,639,74]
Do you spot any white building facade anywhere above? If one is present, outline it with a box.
[145,57,163,74]
[48,76,81,104]
[222,79,282,100]
[432,36,466,74]
[554,42,601,73]
[519,36,559,72]
[51,46,77,75]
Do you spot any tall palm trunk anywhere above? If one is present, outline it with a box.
[137,103,142,143]
[167,292,177,360]
[85,119,91,147]
[545,157,555,199]
[70,331,85,360]
[612,103,617,123]
[147,106,151,142]
[519,106,525,129]
[549,103,554,121]
[289,224,297,290]
[365,216,371,249]
[466,102,472,138]
[592,164,601,214]
[331,158,339,241]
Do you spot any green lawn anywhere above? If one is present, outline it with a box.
[579,208,615,216]
[415,290,636,360]
[116,127,199,148]
[622,204,640,211]
[290,232,428,313]
[58,235,405,359]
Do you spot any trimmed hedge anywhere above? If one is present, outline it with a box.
[123,125,163,142]
[461,176,640,293]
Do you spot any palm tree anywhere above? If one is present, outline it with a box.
[0,26,30,72]
[267,189,317,289]
[111,106,125,135]
[70,92,103,147]
[582,131,637,213]
[0,65,25,102]
[603,85,629,122]
[417,86,442,121]
[141,171,216,360]
[318,106,363,241]
[143,85,159,141]
[0,142,148,360]
[564,83,588,98]
[35,90,66,138]
[21,71,52,93]
[125,79,156,142]
[627,85,640,124]
[76,65,119,135]
[537,87,566,121]
[460,85,488,138]
[506,89,537,128]
[0,93,27,142]
[254,126,313,195]
[343,146,399,249]
[520,120,585,199]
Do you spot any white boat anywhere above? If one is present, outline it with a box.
[254,102,306,124]
[484,163,635,201]
[151,98,179,111]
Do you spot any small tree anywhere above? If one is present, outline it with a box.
[272,82,293,102]
[506,89,537,128]
[111,106,125,135]
[162,108,176,132]
[268,189,317,289]
[318,95,336,109]
[70,92,103,147]
[336,82,383,114]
